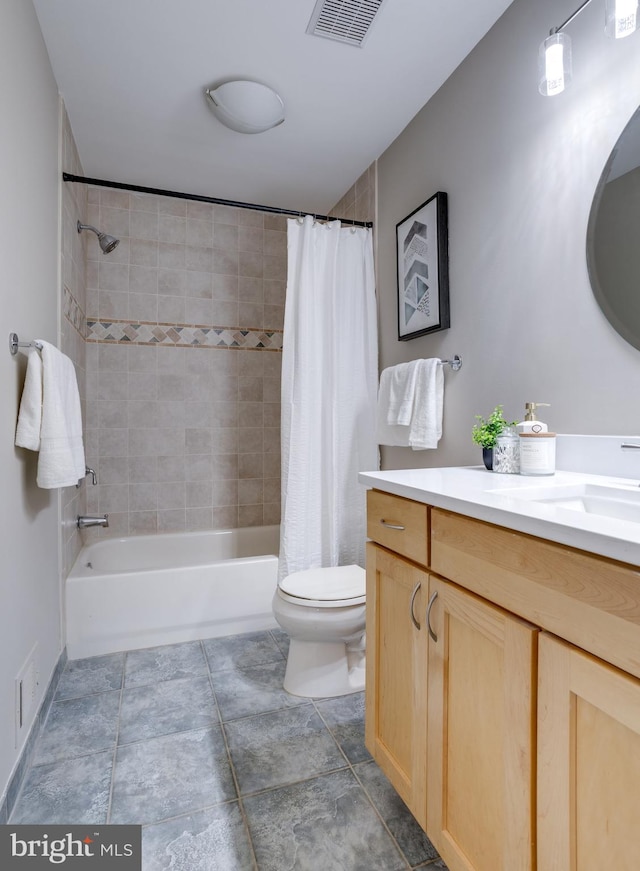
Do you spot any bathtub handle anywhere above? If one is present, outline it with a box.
[380,519,405,531]
[409,582,421,630]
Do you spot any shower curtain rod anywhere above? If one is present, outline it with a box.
[62,173,373,228]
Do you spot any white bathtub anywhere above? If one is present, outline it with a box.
[66,526,280,659]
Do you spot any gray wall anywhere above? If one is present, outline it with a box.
[0,0,62,806]
[376,0,640,470]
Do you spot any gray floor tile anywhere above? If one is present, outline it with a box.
[34,691,121,765]
[55,653,125,700]
[355,760,438,867]
[118,676,218,745]
[315,692,372,764]
[142,803,254,870]
[243,769,407,871]
[124,641,208,688]
[203,631,284,673]
[269,628,290,658]
[7,630,445,870]
[10,751,113,824]
[110,726,236,826]
[225,705,346,795]
[415,862,448,870]
[212,659,304,721]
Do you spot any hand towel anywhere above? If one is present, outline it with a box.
[385,360,422,425]
[376,359,443,449]
[15,341,86,488]
[376,364,410,446]
[407,359,443,450]
[14,349,43,451]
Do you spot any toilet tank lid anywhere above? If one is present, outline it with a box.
[279,564,365,601]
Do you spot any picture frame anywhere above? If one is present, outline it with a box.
[396,191,449,341]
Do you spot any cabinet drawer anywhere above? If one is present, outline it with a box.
[367,489,429,566]
[431,507,640,680]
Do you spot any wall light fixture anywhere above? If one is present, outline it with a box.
[539,0,638,96]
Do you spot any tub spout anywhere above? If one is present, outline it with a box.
[77,514,109,529]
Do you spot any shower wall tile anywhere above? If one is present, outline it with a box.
[61,106,88,579]
[329,160,377,226]
[84,187,285,537]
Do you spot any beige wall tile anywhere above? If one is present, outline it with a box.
[158,510,186,532]
[157,509,187,533]
[84,194,284,535]
[160,215,187,244]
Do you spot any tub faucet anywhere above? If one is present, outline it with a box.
[77,514,109,529]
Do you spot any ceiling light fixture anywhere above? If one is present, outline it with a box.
[204,79,285,134]
[539,0,638,96]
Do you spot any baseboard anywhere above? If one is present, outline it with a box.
[0,646,67,823]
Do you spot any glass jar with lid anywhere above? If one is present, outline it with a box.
[493,426,520,474]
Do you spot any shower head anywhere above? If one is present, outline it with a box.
[77,220,120,254]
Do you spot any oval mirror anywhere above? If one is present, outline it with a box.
[587,106,640,352]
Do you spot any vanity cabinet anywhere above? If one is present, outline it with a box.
[365,490,429,827]
[365,487,640,871]
[365,542,428,827]
[537,633,640,870]
[426,576,537,871]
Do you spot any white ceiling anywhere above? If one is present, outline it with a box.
[33,0,513,215]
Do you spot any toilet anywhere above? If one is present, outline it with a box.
[272,564,366,698]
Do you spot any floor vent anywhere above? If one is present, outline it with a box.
[306,0,388,47]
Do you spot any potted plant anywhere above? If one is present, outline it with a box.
[472,405,515,470]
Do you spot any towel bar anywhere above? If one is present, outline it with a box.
[9,333,43,356]
[440,355,462,370]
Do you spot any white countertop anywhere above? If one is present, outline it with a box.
[359,467,640,566]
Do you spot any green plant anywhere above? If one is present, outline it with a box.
[471,405,515,449]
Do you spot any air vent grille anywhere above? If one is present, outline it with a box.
[307,0,387,47]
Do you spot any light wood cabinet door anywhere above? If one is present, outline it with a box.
[537,632,640,871]
[426,575,538,871]
[365,542,428,828]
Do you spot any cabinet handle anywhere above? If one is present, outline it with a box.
[409,582,421,630]
[426,591,438,642]
[380,519,405,530]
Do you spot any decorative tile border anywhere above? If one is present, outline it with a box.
[86,319,283,351]
[63,286,86,338]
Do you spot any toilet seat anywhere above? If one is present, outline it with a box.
[277,564,366,608]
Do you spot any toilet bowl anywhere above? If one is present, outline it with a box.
[272,564,366,698]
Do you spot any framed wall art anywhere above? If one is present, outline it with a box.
[396,191,449,341]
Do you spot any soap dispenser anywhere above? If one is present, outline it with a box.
[516,402,549,434]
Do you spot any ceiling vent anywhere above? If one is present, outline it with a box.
[306,0,388,47]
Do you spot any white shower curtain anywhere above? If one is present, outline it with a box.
[279,216,379,582]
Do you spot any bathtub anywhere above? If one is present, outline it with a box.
[66,526,280,659]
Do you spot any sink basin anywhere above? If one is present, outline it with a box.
[490,481,640,523]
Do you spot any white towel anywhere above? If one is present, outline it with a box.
[15,341,86,488]
[376,359,443,450]
[408,359,443,450]
[385,360,421,425]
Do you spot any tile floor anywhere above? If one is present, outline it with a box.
[9,629,448,870]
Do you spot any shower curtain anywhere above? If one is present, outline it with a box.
[279,215,379,581]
